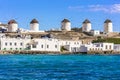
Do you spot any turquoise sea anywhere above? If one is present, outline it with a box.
[0,54,120,80]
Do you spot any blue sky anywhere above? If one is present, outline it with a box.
[0,0,120,32]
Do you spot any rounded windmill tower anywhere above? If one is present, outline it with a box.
[82,19,91,32]
[8,19,18,32]
[104,19,113,33]
[30,19,39,31]
[61,19,71,31]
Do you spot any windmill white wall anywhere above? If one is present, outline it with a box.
[30,19,39,31]
[82,19,91,32]
[61,19,71,31]
[104,19,113,33]
[8,20,18,32]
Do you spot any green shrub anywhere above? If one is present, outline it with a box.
[92,38,120,44]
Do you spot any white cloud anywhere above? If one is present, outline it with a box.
[88,5,108,12]
[68,6,84,11]
[110,4,120,13]
[68,4,120,13]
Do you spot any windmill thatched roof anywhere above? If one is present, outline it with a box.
[83,19,91,24]
[30,19,39,24]
[104,19,112,23]
[8,19,17,24]
[61,19,70,23]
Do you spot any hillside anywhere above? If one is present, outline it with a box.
[3,31,120,44]
[93,38,120,44]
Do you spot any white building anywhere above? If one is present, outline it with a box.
[60,40,82,52]
[79,43,94,53]
[104,19,113,33]
[30,38,61,52]
[64,45,81,52]
[0,37,82,52]
[82,19,92,32]
[89,43,114,52]
[0,35,115,53]
[0,38,31,50]
[114,44,120,52]
[79,43,114,53]
[8,19,18,32]
[30,19,39,31]
[90,30,100,36]
[0,23,8,32]
[32,39,82,52]
[61,19,71,31]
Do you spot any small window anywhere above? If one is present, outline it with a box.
[10,48,12,50]
[32,44,36,48]
[74,42,76,45]
[41,45,43,48]
[66,42,67,45]
[20,43,23,46]
[20,48,22,50]
[106,45,108,49]
[14,43,17,46]
[109,45,111,49]
[55,45,57,48]
[10,43,12,46]
[16,48,18,50]
[101,44,103,47]
[47,45,49,48]
[5,43,7,46]
[69,42,71,44]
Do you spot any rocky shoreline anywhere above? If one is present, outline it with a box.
[0,50,120,55]
[0,50,72,54]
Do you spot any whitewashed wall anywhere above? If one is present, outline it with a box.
[8,23,18,32]
[61,22,71,31]
[30,23,39,31]
[114,44,120,51]
[82,23,91,32]
[30,38,60,52]
[104,23,113,33]
[0,38,30,50]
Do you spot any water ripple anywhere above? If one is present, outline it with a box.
[0,54,120,80]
